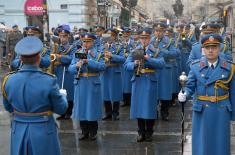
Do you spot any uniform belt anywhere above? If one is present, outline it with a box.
[140,69,155,73]
[197,94,229,103]
[79,73,99,77]
[13,110,53,116]
[107,63,119,67]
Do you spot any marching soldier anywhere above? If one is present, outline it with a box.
[152,22,178,121]
[68,33,105,141]
[1,36,68,155]
[11,26,50,70]
[124,29,165,142]
[165,27,181,104]
[187,23,233,66]
[94,25,105,50]
[185,24,197,44]
[176,24,192,75]
[102,28,125,121]
[121,27,133,107]
[53,24,77,120]
[178,33,235,155]
[130,29,140,49]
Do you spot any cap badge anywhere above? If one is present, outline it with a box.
[209,36,214,41]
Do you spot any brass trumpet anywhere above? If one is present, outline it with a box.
[181,32,187,40]
[50,54,56,62]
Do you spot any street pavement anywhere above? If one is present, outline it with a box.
[1,65,235,155]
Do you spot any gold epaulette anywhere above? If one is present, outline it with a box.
[1,71,16,100]
[41,47,48,57]
[97,52,102,62]
[191,60,200,65]
[165,38,172,49]
[192,42,199,46]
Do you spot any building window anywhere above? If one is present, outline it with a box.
[60,4,68,9]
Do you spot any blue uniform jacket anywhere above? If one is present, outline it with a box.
[124,43,165,119]
[187,41,233,66]
[122,38,135,94]
[54,43,77,101]
[68,46,106,121]
[101,42,125,102]
[185,57,235,155]
[152,36,178,100]
[11,47,51,70]
[2,65,68,155]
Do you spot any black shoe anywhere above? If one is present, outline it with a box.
[120,102,128,107]
[102,114,112,120]
[145,134,153,142]
[161,112,169,121]
[112,114,119,121]
[89,133,97,141]
[162,116,169,121]
[79,133,89,140]
[137,134,145,142]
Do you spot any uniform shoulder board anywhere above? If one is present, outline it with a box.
[191,59,200,65]
[192,42,199,46]
[226,60,235,65]
[2,71,16,99]
[42,72,56,78]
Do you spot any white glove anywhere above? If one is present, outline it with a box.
[178,91,187,102]
[59,89,67,97]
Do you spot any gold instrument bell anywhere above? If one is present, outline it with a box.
[50,54,56,62]
[181,32,187,40]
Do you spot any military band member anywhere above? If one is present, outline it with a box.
[187,23,233,66]
[121,27,133,107]
[185,24,197,44]
[178,34,235,155]
[130,29,140,49]
[69,33,105,140]
[165,27,181,104]
[125,28,165,142]
[176,24,192,75]
[1,36,68,155]
[11,26,51,70]
[54,25,77,120]
[152,22,178,121]
[94,25,105,50]
[102,28,125,121]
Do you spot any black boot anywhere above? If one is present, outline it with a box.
[57,101,73,120]
[112,102,120,121]
[137,134,145,142]
[137,118,145,142]
[145,119,155,142]
[160,100,170,121]
[65,101,73,119]
[88,121,98,141]
[79,121,89,141]
[121,93,130,107]
[171,93,177,106]
[102,101,112,120]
